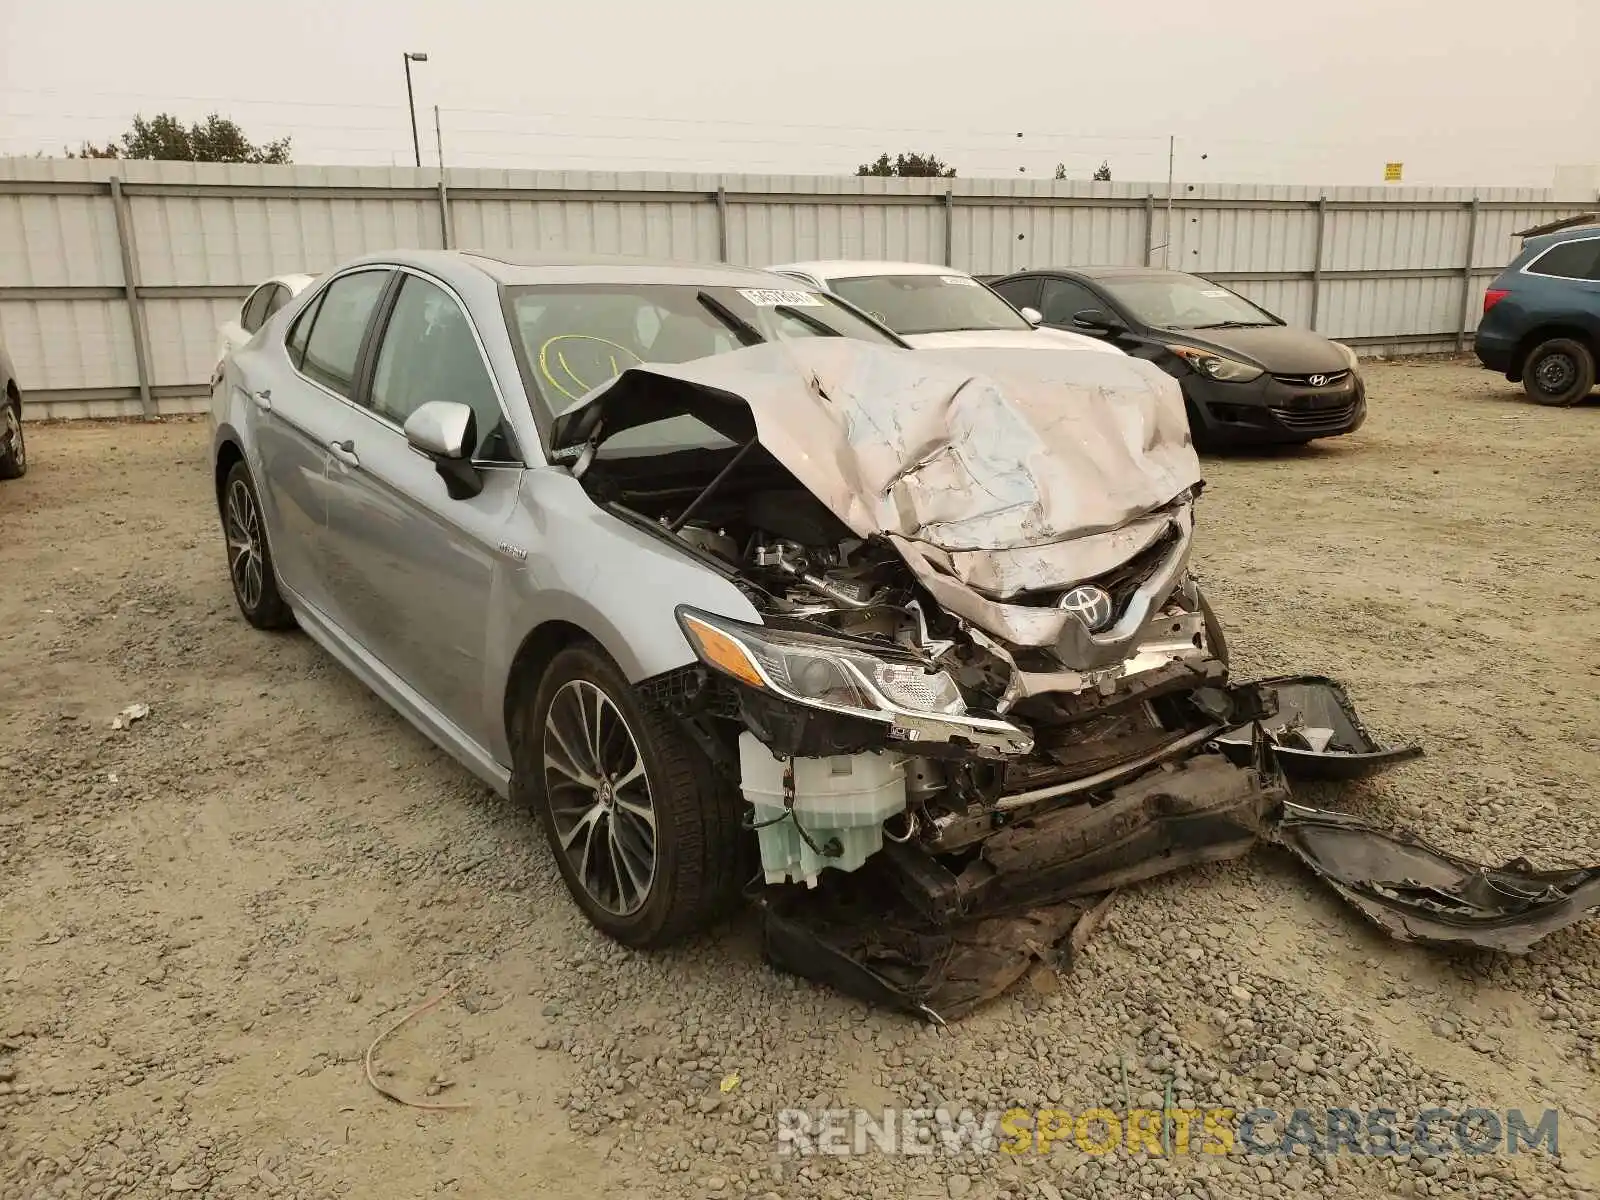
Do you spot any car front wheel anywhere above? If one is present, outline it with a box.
[519,643,742,948]
[222,461,295,629]
[1522,338,1596,406]
[0,401,25,480]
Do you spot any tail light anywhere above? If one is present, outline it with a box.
[1483,288,1509,314]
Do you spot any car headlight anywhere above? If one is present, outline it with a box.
[676,607,968,721]
[1334,341,1361,372]
[1166,344,1264,383]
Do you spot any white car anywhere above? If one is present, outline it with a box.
[765,260,1123,356]
[215,273,315,372]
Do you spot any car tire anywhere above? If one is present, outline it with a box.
[519,642,742,949]
[221,461,295,630]
[1522,338,1596,406]
[0,400,25,480]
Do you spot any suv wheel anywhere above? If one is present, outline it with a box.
[1522,338,1596,406]
[519,643,741,948]
[0,401,25,480]
[222,461,295,629]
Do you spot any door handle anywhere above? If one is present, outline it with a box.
[328,438,360,468]
[251,388,272,412]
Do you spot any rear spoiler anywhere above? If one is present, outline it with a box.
[1513,213,1600,240]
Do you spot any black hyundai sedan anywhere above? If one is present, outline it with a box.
[986,267,1366,448]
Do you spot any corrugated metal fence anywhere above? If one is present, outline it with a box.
[0,158,1585,420]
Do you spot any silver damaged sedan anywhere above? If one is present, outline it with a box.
[210,251,1436,1014]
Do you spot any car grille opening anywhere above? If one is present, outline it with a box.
[1268,400,1360,432]
[1271,369,1351,387]
[1013,525,1180,618]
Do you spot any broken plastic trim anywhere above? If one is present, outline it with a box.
[1213,675,1423,779]
[757,679,1600,1020]
[1272,803,1600,954]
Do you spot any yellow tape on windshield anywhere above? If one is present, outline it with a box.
[538,334,643,401]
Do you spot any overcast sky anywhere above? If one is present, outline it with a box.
[2,0,1593,187]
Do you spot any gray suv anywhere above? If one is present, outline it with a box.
[207,251,1323,959]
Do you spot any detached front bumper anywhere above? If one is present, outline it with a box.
[754,676,1468,1023]
[1183,369,1368,445]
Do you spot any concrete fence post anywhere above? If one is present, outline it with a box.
[108,176,155,418]
[1309,196,1328,331]
[437,176,452,250]
[716,187,729,263]
[944,189,954,267]
[1144,194,1156,266]
[1457,197,1482,352]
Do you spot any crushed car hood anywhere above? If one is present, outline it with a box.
[550,340,1201,607]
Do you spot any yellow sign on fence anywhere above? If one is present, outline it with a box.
[1384,162,1403,182]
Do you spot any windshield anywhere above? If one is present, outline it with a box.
[507,282,902,457]
[826,273,1029,335]
[1098,274,1279,329]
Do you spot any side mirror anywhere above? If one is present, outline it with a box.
[1019,306,1044,327]
[403,401,483,500]
[1072,308,1124,336]
[404,401,474,460]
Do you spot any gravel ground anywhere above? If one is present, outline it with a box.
[2,358,1599,1200]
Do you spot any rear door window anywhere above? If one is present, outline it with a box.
[240,285,273,334]
[1526,239,1600,280]
[285,291,324,369]
[261,284,291,322]
[299,270,390,398]
[992,276,1041,310]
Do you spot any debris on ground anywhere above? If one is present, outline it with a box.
[109,702,149,730]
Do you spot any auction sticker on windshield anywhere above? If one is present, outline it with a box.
[738,288,825,307]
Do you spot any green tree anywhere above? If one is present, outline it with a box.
[1092,159,1112,181]
[71,113,291,164]
[856,151,956,178]
[1054,162,1068,180]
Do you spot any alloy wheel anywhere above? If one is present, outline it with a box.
[542,679,658,915]
[225,478,265,612]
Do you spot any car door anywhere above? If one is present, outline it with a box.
[318,268,523,750]
[249,267,392,616]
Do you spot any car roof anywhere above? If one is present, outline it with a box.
[768,260,970,280]
[1521,226,1600,255]
[323,249,804,290]
[1008,265,1189,282]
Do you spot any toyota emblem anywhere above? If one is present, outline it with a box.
[1308,374,1328,387]
[1058,584,1116,632]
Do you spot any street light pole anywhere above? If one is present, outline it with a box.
[402,51,429,168]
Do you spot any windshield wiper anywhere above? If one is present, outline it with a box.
[773,305,842,337]
[1185,320,1275,330]
[696,292,763,346]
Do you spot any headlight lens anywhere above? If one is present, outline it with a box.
[1166,344,1264,383]
[677,607,967,721]
[1335,341,1360,372]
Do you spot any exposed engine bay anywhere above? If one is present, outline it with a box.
[552,340,1600,1019]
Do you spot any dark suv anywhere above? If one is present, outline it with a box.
[1475,223,1600,405]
